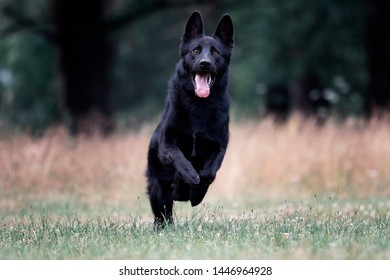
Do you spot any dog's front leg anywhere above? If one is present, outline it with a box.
[158,132,200,185]
[199,146,227,183]
[190,146,227,207]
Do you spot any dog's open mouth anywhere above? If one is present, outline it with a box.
[192,72,216,98]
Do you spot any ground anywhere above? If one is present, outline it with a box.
[0,116,389,259]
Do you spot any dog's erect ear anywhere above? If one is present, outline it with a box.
[182,11,204,43]
[213,14,234,49]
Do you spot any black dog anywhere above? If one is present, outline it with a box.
[146,11,234,227]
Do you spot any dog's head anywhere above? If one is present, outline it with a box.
[180,11,234,98]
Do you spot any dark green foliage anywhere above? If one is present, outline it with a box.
[0,0,376,131]
[111,9,181,121]
[0,33,58,132]
[229,0,368,118]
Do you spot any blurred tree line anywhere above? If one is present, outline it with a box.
[0,0,389,134]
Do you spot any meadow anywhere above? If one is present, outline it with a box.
[0,116,389,259]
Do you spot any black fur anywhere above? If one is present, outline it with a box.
[146,11,234,228]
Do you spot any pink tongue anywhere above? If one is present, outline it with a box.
[195,74,210,98]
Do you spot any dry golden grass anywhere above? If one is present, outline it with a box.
[217,116,390,200]
[1,116,390,211]
[0,125,151,206]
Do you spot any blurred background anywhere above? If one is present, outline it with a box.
[0,0,389,135]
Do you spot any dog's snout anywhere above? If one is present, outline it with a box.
[200,60,211,69]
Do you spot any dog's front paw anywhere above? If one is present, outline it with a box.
[199,170,215,184]
[183,170,200,185]
[190,183,210,207]
[178,165,200,185]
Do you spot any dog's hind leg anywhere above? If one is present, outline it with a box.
[147,176,174,229]
[147,143,175,229]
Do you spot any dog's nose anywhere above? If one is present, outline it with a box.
[200,60,211,69]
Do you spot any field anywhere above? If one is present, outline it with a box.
[0,116,389,259]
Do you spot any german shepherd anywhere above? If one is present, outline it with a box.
[146,11,234,227]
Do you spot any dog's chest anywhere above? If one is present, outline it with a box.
[182,114,220,158]
[178,131,215,159]
[190,112,209,134]
[190,132,204,158]
[187,102,218,132]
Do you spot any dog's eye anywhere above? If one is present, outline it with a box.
[192,48,200,55]
[213,50,220,56]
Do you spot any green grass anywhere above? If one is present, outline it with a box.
[1,196,389,259]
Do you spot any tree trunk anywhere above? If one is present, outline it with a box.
[53,0,114,135]
[290,72,330,125]
[366,0,390,116]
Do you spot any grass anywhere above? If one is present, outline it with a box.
[1,200,389,259]
[0,116,390,259]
